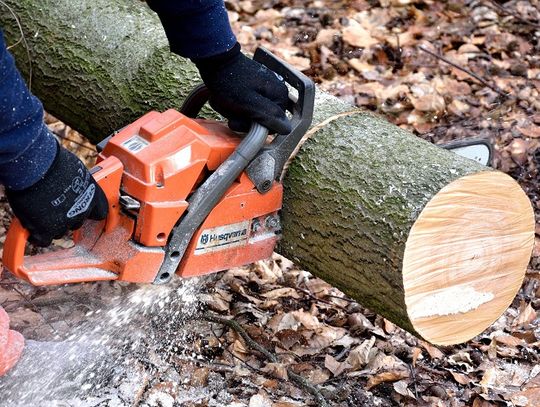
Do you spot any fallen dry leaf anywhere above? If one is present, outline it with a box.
[342,19,379,48]
[290,310,320,330]
[510,139,530,165]
[309,326,348,349]
[262,288,301,300]
[472,398,499,407]
[518,125,540,139]
[324,354,351,377]
[315,28,340,47]
[346,336,377,370]
[513,303,537,329]
[275,329,304,350]
[231,339,250,361]
[420,341,445,360]
[410,93,446,112]
[448,351,474,373]
[368,352,408,372]
[493,334,525,347]
[366,368,410,389]
[262,363,289,381]
[511,374,540,407]
[479,366,503,393]
[276,313,301,331]
[249,394,273,407]
[412,347,422,366]
[449,370,473,385]
[303,368,331,385]
[7,308,44,329]
[393,379,415,399]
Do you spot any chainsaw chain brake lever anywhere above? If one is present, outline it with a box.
[180,47,316,193]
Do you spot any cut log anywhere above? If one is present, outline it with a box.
[0,0,534,345]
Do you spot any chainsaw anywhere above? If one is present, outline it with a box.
[441,138,492,166]
[1,47,315,286]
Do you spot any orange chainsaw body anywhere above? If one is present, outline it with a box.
[3,47,316,287]
[3,109,282,285]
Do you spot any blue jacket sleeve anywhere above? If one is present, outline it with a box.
[0,29,57,190]
[146,0,237,59]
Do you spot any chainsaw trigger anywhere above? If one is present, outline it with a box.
[120,195,140,210]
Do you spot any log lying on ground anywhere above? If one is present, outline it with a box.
[1,0,534,345]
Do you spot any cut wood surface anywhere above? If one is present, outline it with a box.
[403,171,533,344]
[0,0,535,345]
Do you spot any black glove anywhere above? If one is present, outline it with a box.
[194,43,291,134]
[6,144,109,247]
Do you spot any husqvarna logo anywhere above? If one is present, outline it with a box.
[195,221,251,255]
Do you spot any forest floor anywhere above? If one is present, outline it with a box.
[2,0,540,406]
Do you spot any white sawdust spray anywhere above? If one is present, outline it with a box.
[0,277,202,406]
[408,286,495,319]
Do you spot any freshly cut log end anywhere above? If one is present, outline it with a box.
[403,171,535,345]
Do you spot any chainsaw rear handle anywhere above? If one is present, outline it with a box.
[2,157,123,284]
[181,47,315,193]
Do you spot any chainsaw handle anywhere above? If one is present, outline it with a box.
[2,157,124,284]
[181,47,315,193]
[180,84,210,119]
[246,47,315,193]
[155,122,269,283]
[252,46,314,131]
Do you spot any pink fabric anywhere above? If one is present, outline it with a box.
[0,302,24,376]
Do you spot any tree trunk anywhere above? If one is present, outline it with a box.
[0,0,534,345]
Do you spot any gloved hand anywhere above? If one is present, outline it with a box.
[194,43,291,134]
[5,144,109,247]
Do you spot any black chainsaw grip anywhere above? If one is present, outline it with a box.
[179,84,210,118]
[247,47,315,193]
[252,47,314,135]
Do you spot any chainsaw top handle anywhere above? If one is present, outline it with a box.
[181,47,316,193]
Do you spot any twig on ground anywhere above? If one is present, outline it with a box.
[12,286,59,334]
[203,312,330,407]
[418,46,510,99]
[484,0,540,29]
[409,364,419,400]
[209,324,261,373]
[293,286,349,311]
[29,292,95,308]
[0,281,20,286]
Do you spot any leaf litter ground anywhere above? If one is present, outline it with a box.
[3,0,540,406]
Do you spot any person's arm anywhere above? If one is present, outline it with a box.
[146,0,236,59]
[0,30,57,190]
[0,29,108,247]
[147,0,291,135]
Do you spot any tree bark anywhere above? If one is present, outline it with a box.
[0,0,534,345]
